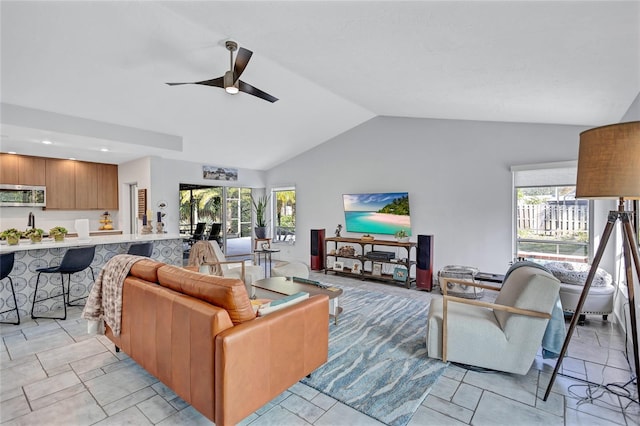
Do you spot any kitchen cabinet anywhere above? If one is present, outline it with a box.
[48,160,118,210]
[2,154,118,210]
[20,156,46,185]
[0,154,46,185]
[75,161,98,209]
[97,163,118,210]
[0,154,19,184]
[45,158,76,209]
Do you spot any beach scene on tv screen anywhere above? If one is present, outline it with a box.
[343,192,411,235]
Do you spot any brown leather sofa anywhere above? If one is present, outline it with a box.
[105,259,329,426]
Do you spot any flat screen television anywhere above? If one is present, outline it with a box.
[342,192,411,236]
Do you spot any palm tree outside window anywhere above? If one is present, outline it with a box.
[272,187,296,243]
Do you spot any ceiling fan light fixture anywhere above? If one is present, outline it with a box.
[223,70,239,94]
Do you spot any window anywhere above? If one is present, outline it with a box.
[272,187,296,243]
[512,162,590,263]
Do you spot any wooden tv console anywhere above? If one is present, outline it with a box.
[324,236,416,288]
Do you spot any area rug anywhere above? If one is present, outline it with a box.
[302,287,448,426]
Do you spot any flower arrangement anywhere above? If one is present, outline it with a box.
[24,228,44,243]
[49,226,68,242]
[1,228,23,245]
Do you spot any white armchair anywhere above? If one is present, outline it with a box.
[426,265,561,375]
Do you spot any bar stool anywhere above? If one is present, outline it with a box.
[128,242,153,257]
[31,246,96,320]
[0,252,20,325]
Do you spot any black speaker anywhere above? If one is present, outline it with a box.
[310,229,325,270]
[416,234,434,291]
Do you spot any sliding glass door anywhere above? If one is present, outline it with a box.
[179,184,252,257]
[224,187,252,256]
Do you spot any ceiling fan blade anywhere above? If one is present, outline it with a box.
[233,48,253,82]
[238,80,278,103]
[166,76,224,87]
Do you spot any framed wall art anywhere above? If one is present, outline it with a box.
[203,165,238,181]
[393,267,408,281]
[372,262,382,276]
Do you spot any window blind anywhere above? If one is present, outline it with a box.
[511,161,577,187]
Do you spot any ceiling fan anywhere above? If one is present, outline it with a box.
[166,40,278,103]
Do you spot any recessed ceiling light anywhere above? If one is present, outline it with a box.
[100,148,109,152]
[8,151,16,154]
[42,140,52,145]
[69,157,76,161]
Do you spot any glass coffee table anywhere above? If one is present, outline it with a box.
[252,277,343,325]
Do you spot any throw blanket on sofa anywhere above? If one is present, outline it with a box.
[504,261,566,359]
[187,240,222,276]
[81,254,144,336]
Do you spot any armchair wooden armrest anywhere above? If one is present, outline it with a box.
[443,295,551,319]
[224,253,254,259]
[440,277,502,293]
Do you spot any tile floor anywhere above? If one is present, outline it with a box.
[0,271,638,425]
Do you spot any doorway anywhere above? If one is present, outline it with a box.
[179,184,252,257]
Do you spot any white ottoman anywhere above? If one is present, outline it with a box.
[542,261,615,322]
[559,282,615,320]
[271,261,310,279]
[438,265,482,299]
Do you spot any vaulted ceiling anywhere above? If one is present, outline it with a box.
[1,1,638,169]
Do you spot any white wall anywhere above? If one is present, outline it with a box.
[621,92,640,123]
[118,156,266,235]
[118,156,152,235]
[266,116,592,274]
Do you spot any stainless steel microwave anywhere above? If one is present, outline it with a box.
[0,184,46,207]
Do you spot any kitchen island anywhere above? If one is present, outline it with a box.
[0,233,183,322]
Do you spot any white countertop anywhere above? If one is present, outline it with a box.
[0,233,182,253]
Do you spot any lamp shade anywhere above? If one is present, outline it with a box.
[576,121,640,200]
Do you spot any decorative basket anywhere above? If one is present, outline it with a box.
[438,265,483,299]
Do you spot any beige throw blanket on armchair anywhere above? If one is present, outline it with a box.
[81,254,144,336]
[187,240,222,276]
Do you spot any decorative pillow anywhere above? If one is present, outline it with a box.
[544,261,612,287]
[257,292,309,316]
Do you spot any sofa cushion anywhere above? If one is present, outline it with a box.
[129,258,164,283]
[157,265,255,325]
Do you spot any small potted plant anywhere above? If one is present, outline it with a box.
[49,226,68,242]
[1,228,23,245]
[395,229,410,242]
[251,195,270,239]
[24,228,44,244]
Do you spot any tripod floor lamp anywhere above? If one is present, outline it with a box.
[544,120,640,401]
